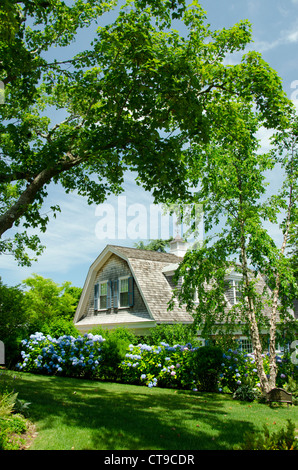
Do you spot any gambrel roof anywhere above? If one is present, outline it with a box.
[74,244,193,333]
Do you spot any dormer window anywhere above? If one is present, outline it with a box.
[99,281,108,309]
[225,279,242,305]
[94,280,110,310]
[118,276,134,308]
[94,277,134,312]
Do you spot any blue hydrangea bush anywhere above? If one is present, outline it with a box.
[219,349,298,393]
[16,332,105,379]
[219,349,270,393]
[120,342,198,389]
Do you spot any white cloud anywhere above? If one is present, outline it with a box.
[1,188,101,285]
[250,20,298,53]
[286,29,298,43]
[256,127,274,153]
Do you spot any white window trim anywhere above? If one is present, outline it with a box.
[225,272,243,305]
[177,275,196,305]
[230,279,242,304]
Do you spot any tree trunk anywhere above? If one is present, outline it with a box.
[268,182,293,390]
[239,218,270,394]
[241,264,271,393]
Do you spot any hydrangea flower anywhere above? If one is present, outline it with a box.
[17,332,104,379]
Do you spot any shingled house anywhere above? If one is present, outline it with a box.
[74,237,193,335]
[74,236,296,349]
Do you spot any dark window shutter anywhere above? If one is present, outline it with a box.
[128,277,134,307]
[113,279,119,309]
[107,280,112,309]
[94,284,99,310]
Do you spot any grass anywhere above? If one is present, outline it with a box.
[4,371,298,450]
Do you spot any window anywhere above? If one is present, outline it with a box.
[238,338,253,354]
[234,280,242,302]
[94,281,111,310]
[99,281,108,309]
[94,277,133,311]
[225,279,242,305]
[120,277,129,307]
[118,276,134,308]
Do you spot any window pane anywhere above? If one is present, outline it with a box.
[99,282,107,309]
[100,282,107,295]
[238,339,252,353]
[234,280,242,301]
[224,280,234,304]
[100,295,107,309]
[120,292,128,307]
[120,278,128,293]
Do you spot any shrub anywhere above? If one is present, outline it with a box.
[120,342,197,390]
[90,326,138,345]
[0,413,28,450]
[219,349,270,393]
[100,336,129,381]
[235,419,298,450]
[0,382,29,450]
[233,385,259,402]
[40,318,79,339]
[190,345,223,392]
[89,327,139,380]
[283,377,298,405]
[0,281,29,366]
[0,390,18,418]
[147,324,201,348]
[219,349,298,395]
[16,332,105,379]
[16,330,297,398]
[275,352,298,387]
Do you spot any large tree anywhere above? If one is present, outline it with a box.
[22,273,82,327]
[0,0,291,265]
[170,102,298,394]
[133,238,173,252]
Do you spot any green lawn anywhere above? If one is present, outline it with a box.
[8,371,298,450]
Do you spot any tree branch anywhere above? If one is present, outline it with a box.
[0,154,83,237]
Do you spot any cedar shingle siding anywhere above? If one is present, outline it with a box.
[87,253,148,318]
[74,244,192,334]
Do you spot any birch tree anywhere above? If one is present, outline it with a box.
[171,103,298,394]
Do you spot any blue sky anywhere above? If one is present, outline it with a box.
[1,0,298,288]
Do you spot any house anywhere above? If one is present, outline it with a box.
[74,236,193,336]
[74,236,296,350]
